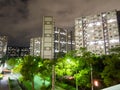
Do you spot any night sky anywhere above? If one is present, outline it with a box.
[0,0,120,47]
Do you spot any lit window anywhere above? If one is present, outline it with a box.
[110,39,119,43]
[0,47,2,51]
[102,14,106,17]
[0,41,2,46]
[88,23,94,27]
[0,54,2,58]
[95,22,101,26]
[108,19,116,23]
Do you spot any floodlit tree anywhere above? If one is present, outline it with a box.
[38,59,52,85]
[55,50,77,77]
[6,57,19,69]
[55,48,96,89]
[73,47,96,89]
[20,55,42,90]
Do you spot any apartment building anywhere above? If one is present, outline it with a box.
[7,46,29,58]
[54,27,75,59]
[0,36,7,58]
[75,10,120,55]
[41,16,54,59]
[30,37,41,56]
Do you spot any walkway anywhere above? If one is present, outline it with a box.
[0,74,9,90]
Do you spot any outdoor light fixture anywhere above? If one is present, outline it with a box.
[94,80,99,87]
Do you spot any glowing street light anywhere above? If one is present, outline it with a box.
[94,80,99,87]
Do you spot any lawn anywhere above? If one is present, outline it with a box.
[23,75,50,90]
[23,75,65,90]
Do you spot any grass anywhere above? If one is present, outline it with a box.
[23,75,50,90]
[22,75,66,90]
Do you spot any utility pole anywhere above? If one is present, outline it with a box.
[76,71,78,90]
[91,64,93,90]
[52,65,55,90]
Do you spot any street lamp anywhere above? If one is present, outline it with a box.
[94,80,99,87]
[91,64,99,90]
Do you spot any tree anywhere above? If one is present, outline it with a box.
[101,46,120,86]
[55,50,77,77]
[6,57,19,69]
[20,55,41,90]
[74,47,95,89]
[55,48,96,89]
[38,59,52,85]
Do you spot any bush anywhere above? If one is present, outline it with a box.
[40,84,51,90]
[40,85,47,90]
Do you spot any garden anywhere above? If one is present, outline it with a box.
[0,47,120,90]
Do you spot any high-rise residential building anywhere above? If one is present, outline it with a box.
[7,46,29,58]
[41,16,54,59]
[0,36,7,58]
[54,27,75,59]
[30,37,41,56]
[75,10,120,55]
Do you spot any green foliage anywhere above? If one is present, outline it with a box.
[13,63,22,73]
[9,46,120,89]
[18,55,42,90]
[55,56,77,77]
[55,48,96,89]
[73,48,96,88]
[6,58,19,69]
[9,78,22,90]
[109,46,120,54]
[74,69,91,87]
[40,85,46,90]
[0,73,3,79]
[101,54,120,86]
[20,55,41,81]
[57,82,75,90]
[21,75,50,90]
[38,59,52,84]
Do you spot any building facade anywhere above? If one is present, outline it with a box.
[0,36,7,58]
[54,27,75,59]
[7,46,29,58]
[75,10,120,55]
[30,37,41,56]
[41,16,54,59]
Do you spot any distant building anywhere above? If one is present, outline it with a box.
[41,16,54,59]
[30,37,41,56]
[54,27,75,59]
[0,36,7,58]
[20,47,30,57]
[75,10,120,55]
[7,46,29,58]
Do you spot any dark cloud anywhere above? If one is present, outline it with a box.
[0,0,120,47]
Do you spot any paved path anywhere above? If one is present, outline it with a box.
[0,74,9,90]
